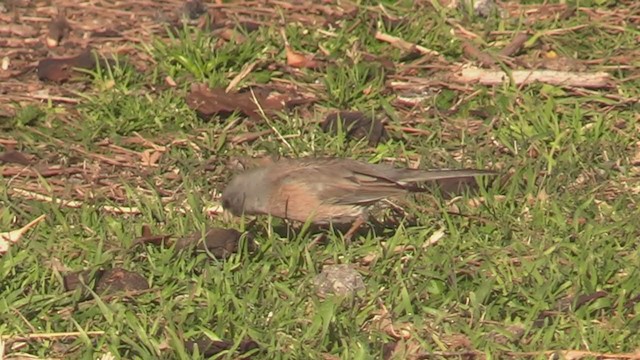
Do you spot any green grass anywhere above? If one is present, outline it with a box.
[1,1,640,359]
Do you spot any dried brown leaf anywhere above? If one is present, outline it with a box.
[0,215,46,254]
[285,45,320,69]
[37,49,107,83]
[0,150,32,165]
[186,83,310,121]
[140,149,164,167]
[95,268,149,295]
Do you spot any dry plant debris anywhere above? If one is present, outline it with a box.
[0,0,638,358]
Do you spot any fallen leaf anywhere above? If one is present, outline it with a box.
[466,195,507,208]
[365,302,414,340]
[37,49,110,83]
[140,149,163,167]
[285,45,320,69]
[0,215,46,254]
[186,83,310,121]
[0,150,32,165]
[95,268,149,295]
[186,84,260,120]
[321,111,388,146]
[217,28,247,43]
[362,53,395,71]
[423,228,446,249]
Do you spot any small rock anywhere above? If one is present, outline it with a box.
[314,264,365,298]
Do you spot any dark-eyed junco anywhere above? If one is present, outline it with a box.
[221,157,495,238]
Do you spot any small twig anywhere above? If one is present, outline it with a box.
[0,138,18,146]
[70,145,134,168]
[1,331,105,342]
[1,166,83,178]
[450,67,612,88]
[385,126,432,136]
[447,21,480,39]
[10,188,225,217]
[374,31,441,57]
[461,40,496,68]
[25,94,80,104]
[12,188,84,208]
[226,61,258,92]
[248,89,294,152]
[541,24,589,36]
[230,129,273,144]
[131,132,166,152]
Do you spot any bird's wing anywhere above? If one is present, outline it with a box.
[273,158,495,206]
[322,165,497,205]
[280,159,406,205]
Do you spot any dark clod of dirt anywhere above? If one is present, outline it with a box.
[183,0,207,20]
[185,336,259,357]
[175,227,255,259]
[63,269,105,292]
[321,111,389,146]
[46,12,71,48]
[95,268,149,295]
[37,49,109,83]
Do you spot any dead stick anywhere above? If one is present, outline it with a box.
[1,167,84,178]
[374,31,441,57]
[461,40,496,67]
[499,32,530,57]
[2,331,105,341]
[450,67,612,88]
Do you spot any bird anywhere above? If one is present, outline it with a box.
[220,157,496,239]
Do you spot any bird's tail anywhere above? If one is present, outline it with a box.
[397,168,497,184]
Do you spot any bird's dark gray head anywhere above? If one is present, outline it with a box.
[220,167,271,216]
